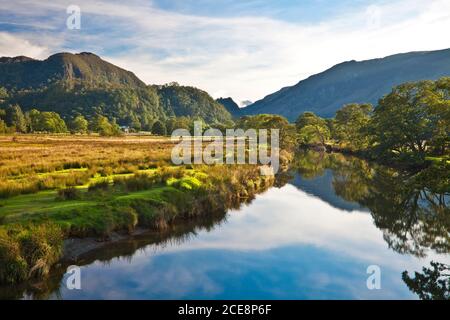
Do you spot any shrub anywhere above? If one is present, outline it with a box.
[114,173,157,192]
[57,187,80,200]
[88,179,110,192]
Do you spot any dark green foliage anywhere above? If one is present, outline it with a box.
[333,103,372,150]
[114,174,158,192]
[69,115,88,134]
[151,120,167,136]
[57,187,81,200]
[157,83,232,124]
[27,109,67,133]
[6,84,164,131]
[5,104,26,133]
[243,48,450,120]
[89,115,121,136]
[0,52,145,90]
[88,179,110,192]
[402,262,450,300]
[237,114,296,150]
[371,79,450,161]
[295,111,330,146]
[165,116,191,133]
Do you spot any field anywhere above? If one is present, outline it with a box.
[0,134,275,284]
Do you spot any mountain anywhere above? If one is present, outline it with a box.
[159,85,232,124]
[216,97,241,117]
[242,48,450,121]
[0,52,145,89]
[0,52,232,129]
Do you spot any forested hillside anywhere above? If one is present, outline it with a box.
[0,52,232,131]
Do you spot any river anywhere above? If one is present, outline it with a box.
[3,151,449,299]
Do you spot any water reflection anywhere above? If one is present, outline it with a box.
[293,151,450,258]
[1,151,449,299]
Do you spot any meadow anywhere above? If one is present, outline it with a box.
[0,134,276,285]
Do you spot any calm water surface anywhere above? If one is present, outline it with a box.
[7,152,450,299]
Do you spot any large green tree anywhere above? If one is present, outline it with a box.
[27,109,67,133]
[372,80,450,161]
[295,112,330,146]
[70,115,89,134]
[89,115,121,136]
[418,78,450,155]
[334,103,373,150]
[237,114,296,150]
[5,104,27,133]
[151,120,167,136]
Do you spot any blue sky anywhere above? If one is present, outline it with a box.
[1,0,450,103]
[154,0,374,22]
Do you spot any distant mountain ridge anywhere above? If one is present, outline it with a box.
[242,48,450,120]
[0,52,232,128]
[216,97,242,117]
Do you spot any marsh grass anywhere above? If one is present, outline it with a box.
[0,135,174,198]
[0,223,63,284]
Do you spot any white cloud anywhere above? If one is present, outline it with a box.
[0,32,49,58]
[1,0,450,102]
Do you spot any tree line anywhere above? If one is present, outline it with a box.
[0,104,122,136]
[295,77,450,164]
[0,102,236,137]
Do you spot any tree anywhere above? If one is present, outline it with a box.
[295,112,330,146]
[5,104,27,133]
[27,109,41,132]
[39,112,68,133]
[237,114,295,150]
[372,80,449,161]
[152,120,167,136]
[26,109,67,133]
[402,262,450,300]
[89,115,121,136]
[174,116,192,131]
[165,117,177,134]
[110,118,122,136]
[70,115,88,134]
[334,103,373,150]
[419,77,450,155]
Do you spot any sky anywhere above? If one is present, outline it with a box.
[1,0,450,104]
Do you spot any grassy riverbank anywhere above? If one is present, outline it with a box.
[0,135,276,285]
